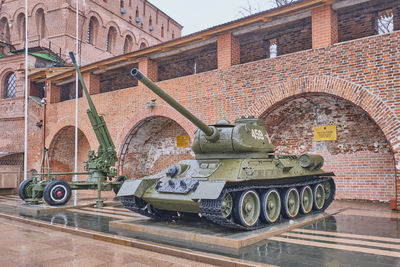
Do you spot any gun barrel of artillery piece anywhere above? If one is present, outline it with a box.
[130,68,214,137]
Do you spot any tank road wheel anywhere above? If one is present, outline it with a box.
[313,183,325,210]
[283,188,300,219]
[300,186,313,214]
[43,180,72,206]
[260,189,281,224]
[221,192,233,218]
[323,181,331,201]
[234,190,260,227]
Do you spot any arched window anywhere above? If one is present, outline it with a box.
[120,0,124,8]
[139,42,147,49]
[161,25,164,38]
[172,31,175,39]
[17,13,25,41]
[0,17,10,44]
[106,26,117,53]
[123,35,133,54]
[35,9,46,39]
[135,7,139,18]
[4,72,16,98]
[87,17,99,45]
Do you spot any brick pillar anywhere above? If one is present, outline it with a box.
[312,5,338,49]
[47,82,60,104]
[138,57,158,81]
[217,32,240,69]
[83,73,100,95]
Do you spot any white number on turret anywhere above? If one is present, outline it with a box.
[251,129,265,140]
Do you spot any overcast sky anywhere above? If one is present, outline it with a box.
[149,0,276,36]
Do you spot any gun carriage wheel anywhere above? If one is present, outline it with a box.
[43,180,72,206]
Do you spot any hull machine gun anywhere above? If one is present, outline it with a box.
[18,52,125,207]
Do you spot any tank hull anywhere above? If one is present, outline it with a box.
[119,157,335,230]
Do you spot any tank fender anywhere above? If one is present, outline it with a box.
[190,181,226,200]
[117,179,157,197]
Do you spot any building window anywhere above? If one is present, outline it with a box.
[139,42,147,49]
[4,72,16,98]
[376,9,394,35]
[106,27,117,53]
[269,39,277,58]
[123,35,133,54]
[35,8,46,39]
[87,17,99,45]
[129,0,132,7]
[161,25,164,38]
[0,17,10,44]
[172,31,175,39]
[136,7,139,18]
[120,0,124,9]
[17,13,26,41]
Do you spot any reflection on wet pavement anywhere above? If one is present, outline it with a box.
[0,194,399,267]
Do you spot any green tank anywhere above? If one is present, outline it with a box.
[118,69,335,230]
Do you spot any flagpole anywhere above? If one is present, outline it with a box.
[74,0,79,182]
[24,0,28,180]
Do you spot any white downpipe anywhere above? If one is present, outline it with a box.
[23,0,28,180]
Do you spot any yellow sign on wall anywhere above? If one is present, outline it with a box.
[176,136,190,147]
[314,125,337,141]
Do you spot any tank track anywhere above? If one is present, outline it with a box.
[121,176,335,231]
[200,177,335,230]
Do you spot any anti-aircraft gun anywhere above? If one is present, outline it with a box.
[18,52,125,207]
[118,69,336,230]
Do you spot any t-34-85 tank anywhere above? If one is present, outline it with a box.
[118,69,335,230]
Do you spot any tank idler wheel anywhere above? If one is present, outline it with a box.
[221,192,233,218]
[234,190,260,227]
[113,176,126,195]
[300,186,313,214]
[260,189,281,224]
[43,180,72,206]
[313,183,325,210]
[323,181,331,201]
[282,188,300,219]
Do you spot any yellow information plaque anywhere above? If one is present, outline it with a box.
[314,125,337,141]
[176,135,190,147]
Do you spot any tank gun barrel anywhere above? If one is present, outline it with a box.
[131,69,214,136]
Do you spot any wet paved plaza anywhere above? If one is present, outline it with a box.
[0,194,399,267]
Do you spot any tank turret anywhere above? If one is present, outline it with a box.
[120,69,336,231]
[130,69,274,158]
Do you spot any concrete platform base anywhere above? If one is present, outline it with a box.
[110,208,344,254]
[0,195,119,216]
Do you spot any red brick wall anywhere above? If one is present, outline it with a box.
[263,94,395,201]
[312,5,338,49]
[337,0,399,42]
[239,18,312,64]
[158,43,218,81]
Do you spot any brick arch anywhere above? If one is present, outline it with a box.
[115,105,197,175]
[247,75,400,204]
[105,21,122,37]
[0,12,11,22]
[246,76,400,154]
[45,117,96,151]
[85,11,104,28]
[115,105,197,152]
[31,2,48,16]
[48,126,91,181]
